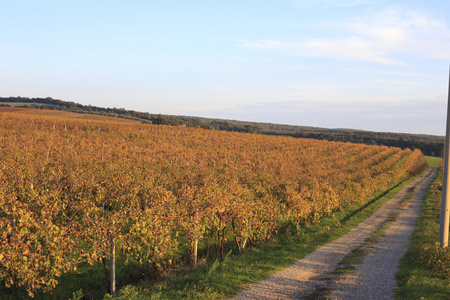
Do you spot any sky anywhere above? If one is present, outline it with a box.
[1,0,449,136]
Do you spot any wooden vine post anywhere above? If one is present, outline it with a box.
[440,67,450,248]
[100,201,116,295]
[193,210,198,266]
[11,205,16,228]
[110,220,116,297]
[101,202,109,292]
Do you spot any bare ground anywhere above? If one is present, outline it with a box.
[232,168,437,300]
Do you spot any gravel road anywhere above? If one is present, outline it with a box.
[232,168,437,300]
[327,168,438,300]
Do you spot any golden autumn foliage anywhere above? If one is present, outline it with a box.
[0,113,427,296]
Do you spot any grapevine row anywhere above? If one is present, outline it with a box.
[0,113,427,296]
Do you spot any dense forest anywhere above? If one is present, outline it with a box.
[0,96,444,156]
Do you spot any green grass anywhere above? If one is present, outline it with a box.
[425,155,442,168]
[395,156,450,300]
[0,102,49,107]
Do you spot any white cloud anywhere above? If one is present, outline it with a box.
[302,36,407,65]
[352,25,405,44]
[374,79,426,86]
[240,36,406,65]
[239,39,290,50]
[348,8,450,60]
[240,7,450,64]
[368,112,426,119]
[213,85,234,92]
[294,0,371,8]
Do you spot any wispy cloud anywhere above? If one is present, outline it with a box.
[239,40,290,50]
[374,79,427,86]
[240,7,450,65]
[294,0,371,9]
[348,8,450,60]
[369,113,424,119]
[213,85,234,92]
[302,36,407,65]
[240,37,406,65]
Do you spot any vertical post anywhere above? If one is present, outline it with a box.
[101,202,109,293]
[439,67,450,248]
[193,238,198,266]
[110,220,116,297]
[241,237,248,250]
[193,210,198,266]
[11,205,16,228]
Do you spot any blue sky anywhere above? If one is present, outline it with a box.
[1,0,449,135]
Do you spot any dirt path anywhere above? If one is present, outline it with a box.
[327,168,438,300]
[232,168,437,300]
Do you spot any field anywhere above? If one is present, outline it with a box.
[0,107,139,123]
[0,107,34,113]
[0,110,427,298]
[0,103,39,108]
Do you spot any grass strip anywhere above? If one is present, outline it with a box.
[395,157,450,300]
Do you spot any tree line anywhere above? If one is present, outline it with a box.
[0,96,444,156]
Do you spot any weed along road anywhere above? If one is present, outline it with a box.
[233,168,438,300]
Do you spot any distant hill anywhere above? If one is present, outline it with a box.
[0,96,444,157]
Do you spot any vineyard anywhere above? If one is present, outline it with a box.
[0,112,427,297]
